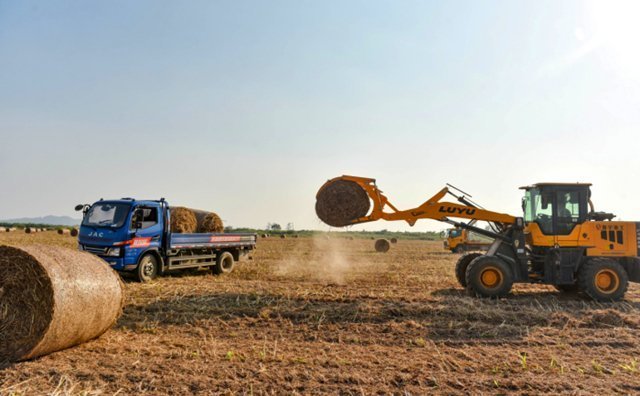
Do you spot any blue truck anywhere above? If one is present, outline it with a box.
[75,198,257,282]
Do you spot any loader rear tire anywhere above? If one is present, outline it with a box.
[466,256,513,298]
[455,252,483,288]
[578,258,628,301]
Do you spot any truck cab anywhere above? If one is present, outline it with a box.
[77,198,257,281]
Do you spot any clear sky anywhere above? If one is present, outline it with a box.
[1,1,639,232]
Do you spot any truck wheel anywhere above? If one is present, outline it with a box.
[137,253,159,282]
[578,258,628,301]
[455,252,483,287]
[212,251,235,275]
[465,256,513,298]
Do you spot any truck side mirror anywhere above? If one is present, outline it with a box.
[75,204,85,211]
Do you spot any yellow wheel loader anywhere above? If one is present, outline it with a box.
[315,175,635,301]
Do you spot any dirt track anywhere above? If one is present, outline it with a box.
[1,232,640,394]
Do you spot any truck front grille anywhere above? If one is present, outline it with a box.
[83,245,109,255]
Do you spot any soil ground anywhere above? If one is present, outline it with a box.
[1,231,640,395]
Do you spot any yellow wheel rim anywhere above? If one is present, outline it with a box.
[480,266,503,289]
[595,269,619,294]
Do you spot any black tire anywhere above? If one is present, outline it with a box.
[578,258,628,302]
[136,253,159,282]
[554,284,580,293]
[455,252,483,287]
[212,251,235,275]
[465,256,513,298]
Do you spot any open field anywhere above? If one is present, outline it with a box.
[2,232,640,394]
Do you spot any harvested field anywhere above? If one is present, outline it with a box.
[1,232,640,394]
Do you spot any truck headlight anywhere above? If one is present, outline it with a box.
[106,247,121,257]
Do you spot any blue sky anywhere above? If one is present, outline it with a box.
[1,1,639,231]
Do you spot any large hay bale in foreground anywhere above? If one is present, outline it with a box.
[192,209,224,233]
[0,245,124,362]
[70,228,79,237]
[316,180,371,227]
[170,207,198,233]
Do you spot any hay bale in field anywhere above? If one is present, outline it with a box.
[261,234,268,238]
[6,228,15,233]
[280,234,287,239]
[170,207,198,233]
[70,228,79,237]
[315,179,371,227]
[293,234,299,238]
[390,238,398,244]
[24,227,33,234]
[374,239,390,253]
[192,209,224,233]
[0,227,5,232]
[0,245,124,362]
[57,229,70,236]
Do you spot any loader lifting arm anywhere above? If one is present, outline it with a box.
[319,175,517,227]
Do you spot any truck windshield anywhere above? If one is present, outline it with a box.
[83,203,131,228]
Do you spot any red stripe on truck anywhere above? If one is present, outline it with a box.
[210,236,242,243]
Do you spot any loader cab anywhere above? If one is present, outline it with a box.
[520,183,591,236]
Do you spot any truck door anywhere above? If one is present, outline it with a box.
[133,206,163,244]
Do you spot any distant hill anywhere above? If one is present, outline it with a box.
[0,215,81,226]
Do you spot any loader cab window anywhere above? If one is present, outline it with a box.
[524,189,554,234]
[556,191,581,234]
[523,187,588,235]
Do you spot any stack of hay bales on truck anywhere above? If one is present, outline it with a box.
[170,207,224,233]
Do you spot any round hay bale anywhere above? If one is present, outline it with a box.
[390,237,398,244]
[315,180,371,227]
[261,234,268,238]
[280,234,287,239]
[195,211,224,233]
[293,234,299,238]
[24,227,33,234]
[0,245,124,362]
[70,228,79,237]
[57,229,70,236]
[374,239,391,253]
[170,207,198,233]
[0,227,5,232]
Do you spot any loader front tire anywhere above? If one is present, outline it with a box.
[578,258,628,302]
[455,252,483,288]
[466,256,513,298]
